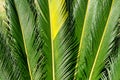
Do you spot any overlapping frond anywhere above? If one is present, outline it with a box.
[36,0,79,79]
[75,0,112,79]
[2,0,45,80]
[0,0,120,80]
[74,0,120,80]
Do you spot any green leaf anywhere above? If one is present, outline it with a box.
[12,0,45,79]
[36,0,52,79]
[88,0,120,79]
[75,0,120,79]
[36,0,79,79]
[1,0,120,80]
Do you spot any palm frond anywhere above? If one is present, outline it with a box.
[73,0,88,40]
[75,0,120,79]
[36,0,79,79]
[11,0,46,79]
[88,0,120,79]
[36,0,52,79]
[1,0,120,80]
[4,0,45,79]
[5,0,32,79]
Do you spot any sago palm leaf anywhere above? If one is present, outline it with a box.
[1,0,78,80]
[36,0,78,79]
[0,0,120,80]
[5,0,47,79]
[5,0,36,79]
[75,0,120,80]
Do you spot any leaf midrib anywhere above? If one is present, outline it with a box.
[48,0,55,80]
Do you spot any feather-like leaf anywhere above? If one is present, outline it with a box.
[1,0,120,80]
[37,0,79,79]
[74,0,120,80]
